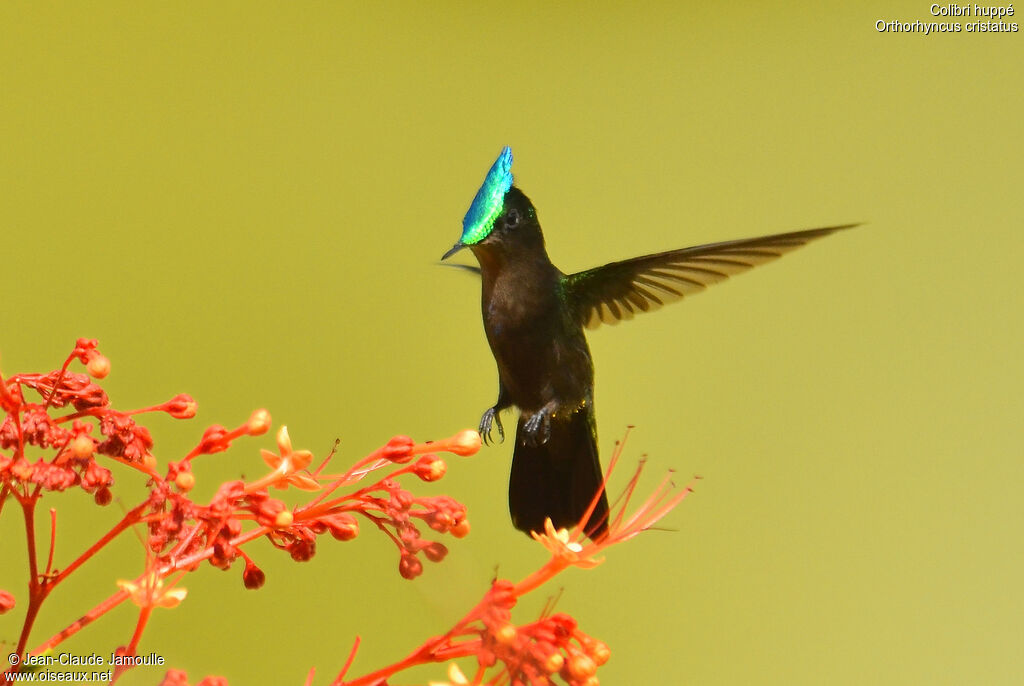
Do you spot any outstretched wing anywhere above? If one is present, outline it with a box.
[562,224,857,329]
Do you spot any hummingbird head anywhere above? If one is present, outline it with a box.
[442,147,544,261]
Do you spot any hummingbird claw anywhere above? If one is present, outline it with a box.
[521,410,552,447]
[479,407,505,446]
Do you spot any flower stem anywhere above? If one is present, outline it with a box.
[513,559,567,597]
[41,355,74,410]
[333,636,360,683]
[51,504,148,587]
[15,497,43,656]
[111,605,153,683]
[44,508,57,577]
[30,589,130,656]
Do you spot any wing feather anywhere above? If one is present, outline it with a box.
[562,224,857,329]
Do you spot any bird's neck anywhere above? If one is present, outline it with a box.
[476,244,563,332]
[472,244,558,286]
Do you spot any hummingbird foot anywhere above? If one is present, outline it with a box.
[479,406,505,446]
[521,408,552,447]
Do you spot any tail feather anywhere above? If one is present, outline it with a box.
[509,408,609,540]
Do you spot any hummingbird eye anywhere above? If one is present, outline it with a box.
[505,208,520,229]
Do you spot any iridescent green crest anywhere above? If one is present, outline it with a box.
[459,146,513,246]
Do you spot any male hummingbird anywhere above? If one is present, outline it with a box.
[443,147,854,539]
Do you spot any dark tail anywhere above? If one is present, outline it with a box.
[509,407,609,540]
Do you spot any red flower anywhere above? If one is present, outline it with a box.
[16,371,109,410]
[0,589,15,614]
[98,413,154,462]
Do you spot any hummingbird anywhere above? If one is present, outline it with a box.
[442,146,855,540]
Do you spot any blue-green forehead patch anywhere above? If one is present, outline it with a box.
[460,146,513,245]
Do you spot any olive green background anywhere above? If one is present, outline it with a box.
[2,2,1021,684]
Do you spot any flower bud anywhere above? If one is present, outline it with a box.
[445,429,482,457]
[242,561,266,590]
[324,513,359,541]
[82,462,113,491]
[247,409,271,435]
[175,470,196,492]
[538,645,564,674]
[422,541,448,563]
[86,353,110,379]
[67,434,95,460]
[198,425,230,454]
[94,486,113,506]
[211,541,237,569]
[425,511,452,532]
[0,381,23,413]
[398,552,423,580]
[383,435,415,463]
[588,639,610,666]
[451,518,470,538]
[394,488,415,508]
[488,580,517,609]
[549,613,577,633]
[566,653,597,680]
[0,589,16,614]
[164,394,197,419]
[11,458,32,480]
[414,455,447,481]
[288,540,315,562]
[494,623,517,646]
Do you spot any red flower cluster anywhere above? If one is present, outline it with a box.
[1,339,480,682]
[2,339,693,686]
[334,434,696,686]
[0,341,127,504]
[469,583,608,686]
